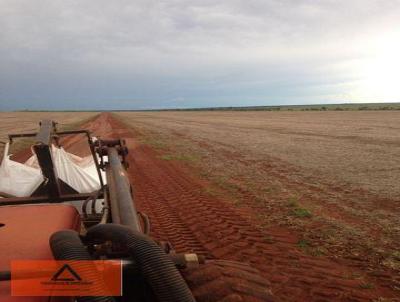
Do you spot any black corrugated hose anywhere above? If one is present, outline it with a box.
[49,230,115,302]
[85,223,196,302]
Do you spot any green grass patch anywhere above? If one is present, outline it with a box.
[141,138,167,150]
[202,186,219,197]
[287,195,299,207]
[391,251,400,261]
[262,186,280,194]
[160,154,200,162]
[215,178,240,194]
[292,207,312,218]
[359,282,374,289]
[297,239,326,256]
[297,239,310,249]
[286,196,312,218]
[213,175,229,186]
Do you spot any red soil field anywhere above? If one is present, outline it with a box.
[83,113,398,301]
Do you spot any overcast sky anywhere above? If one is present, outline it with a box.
[1,0,400,110]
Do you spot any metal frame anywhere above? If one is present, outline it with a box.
[0,120,105,206]
[0,119,139,233]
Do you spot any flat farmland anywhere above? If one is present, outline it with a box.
[116,111,400,296]
[117,111,400,198]
[1,111,399,300]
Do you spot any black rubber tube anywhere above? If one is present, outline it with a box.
[86,224,195,302]
[0,271,10,281]
[49,230,115,302]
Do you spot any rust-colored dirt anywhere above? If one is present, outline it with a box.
[18,113,399,301]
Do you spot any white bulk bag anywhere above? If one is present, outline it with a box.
[50,146,101,193]
[0,143,43,197]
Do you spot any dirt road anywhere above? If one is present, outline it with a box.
[80,113,398,302]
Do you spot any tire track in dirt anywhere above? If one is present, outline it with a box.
[93,113,398,302]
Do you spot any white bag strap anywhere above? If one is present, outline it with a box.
[2,142,9,162]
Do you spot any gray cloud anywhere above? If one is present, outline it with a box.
[1,0,399,109]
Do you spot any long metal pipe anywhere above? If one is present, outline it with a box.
[107,147,141,232]
[0,192,104,206]
[105,165,120,224]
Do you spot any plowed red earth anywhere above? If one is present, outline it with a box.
[36,113,400,301]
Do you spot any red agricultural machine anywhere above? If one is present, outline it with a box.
[0,120,273,302]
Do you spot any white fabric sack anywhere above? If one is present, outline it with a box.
[0,143,43,197]
[68,154,107,185]
[51,147,106,190]
[50,146,102,193]
[0,141,105,196]
[64,152,94,168]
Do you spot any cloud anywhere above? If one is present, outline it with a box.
[0,0,399,109]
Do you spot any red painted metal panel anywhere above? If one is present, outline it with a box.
[0,204,81,302]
